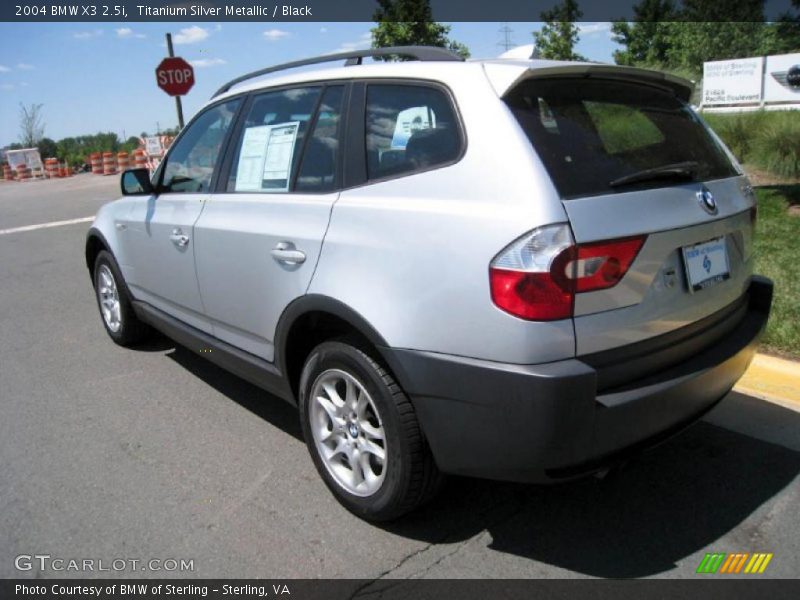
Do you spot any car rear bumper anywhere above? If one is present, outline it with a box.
[381,276,773,483]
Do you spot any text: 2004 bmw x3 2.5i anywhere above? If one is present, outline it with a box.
[86,47,772,521]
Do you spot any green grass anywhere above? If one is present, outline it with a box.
[754,186,800,357]
[703,111,800,179]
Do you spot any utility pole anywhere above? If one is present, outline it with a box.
[497,23,515,53]
[165,33,185,129]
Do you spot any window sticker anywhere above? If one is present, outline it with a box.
[390,106,435,148]
[235,121,300,192]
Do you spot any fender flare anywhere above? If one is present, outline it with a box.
[274,294,391,377]
[85,227,112,273]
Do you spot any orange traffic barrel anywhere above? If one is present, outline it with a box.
[61,162,72,177]
[15,165,31,181]
[133,149,148,170]
[44,157,60,178]
[102,152,117,176]
[1,163,12,180]
[90,153,103,175]
[117,151,130,172]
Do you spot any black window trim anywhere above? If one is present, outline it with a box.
[350,77,468,190]
[152,94,247,195]
[213,80,351,196]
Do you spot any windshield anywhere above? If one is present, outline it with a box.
[504,78,737,199]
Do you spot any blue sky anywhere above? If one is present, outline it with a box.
[0,22,618,146]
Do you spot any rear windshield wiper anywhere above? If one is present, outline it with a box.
[609,161,699,188]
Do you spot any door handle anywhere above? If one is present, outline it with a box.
[170,228,190,248]
[271,242,306,265]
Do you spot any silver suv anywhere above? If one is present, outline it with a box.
[86,47,772,521]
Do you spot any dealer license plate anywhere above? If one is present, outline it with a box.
[681,236,730,292]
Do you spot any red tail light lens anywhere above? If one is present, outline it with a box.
[569,236,646,293]
[490,261,575,320]
[490,224,575,321]
[490,226,646,321]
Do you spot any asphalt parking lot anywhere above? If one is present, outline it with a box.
[1,174,799,580]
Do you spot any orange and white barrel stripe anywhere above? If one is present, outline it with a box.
[117,151,130,172]
[15,165,31,181]
[133,149,148,170]
[102,152,117,176]
[90,153,103,175]
[44,157,60,179]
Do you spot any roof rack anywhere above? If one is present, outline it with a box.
[212,46,465,98]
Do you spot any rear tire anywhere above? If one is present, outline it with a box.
[298,339,443,521]
[93,250,150,346]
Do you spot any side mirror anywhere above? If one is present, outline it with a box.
[121,168,155,196]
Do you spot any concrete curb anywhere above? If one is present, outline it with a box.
[734,354,800,410]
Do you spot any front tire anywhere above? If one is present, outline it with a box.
[299,340,442,521]
[93,250,150,346]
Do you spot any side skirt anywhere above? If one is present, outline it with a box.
[132,300,295,405]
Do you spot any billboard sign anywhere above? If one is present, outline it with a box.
[702,57,764,105]
[764,53,800,103]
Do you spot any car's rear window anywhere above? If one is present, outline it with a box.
[504,78,737,199]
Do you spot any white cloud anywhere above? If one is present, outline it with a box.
[263,29,291,41]
[173,26,209,45]
[190,58,227,68]
[578,22,613,37]
[16,63,34,70]
[334,32,372,54]
[0,83,15,91]
[115,28,145,39]
[73,29,103,40]
[0,65,10,72]
[320,27,328,33]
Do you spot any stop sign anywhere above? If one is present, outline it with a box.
[155,57,195,97]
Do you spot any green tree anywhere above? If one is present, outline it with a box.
[759,0,800,55]
[37,137,57,159]
[532,0,586,61]
[612,0,800,77]
[612,0,678,66]
[371,0,470,59]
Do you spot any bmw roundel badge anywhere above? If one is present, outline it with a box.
[697,187,718,215]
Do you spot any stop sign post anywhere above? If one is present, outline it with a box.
[156,33,195,129]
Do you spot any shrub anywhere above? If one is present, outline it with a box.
[751,111,800,179]
[702,111,768,163]
[702,110,800,179]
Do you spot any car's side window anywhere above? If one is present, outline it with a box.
[160,99,241,194]
[295,86,345,193]
[226,86,322,193]
[365,84,461,182]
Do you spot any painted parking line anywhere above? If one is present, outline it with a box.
[0,216,94,236]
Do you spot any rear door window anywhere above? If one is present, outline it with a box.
[505,78,737,198]
[365,84,461,181]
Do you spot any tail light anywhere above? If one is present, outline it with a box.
[490,225,645,321]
